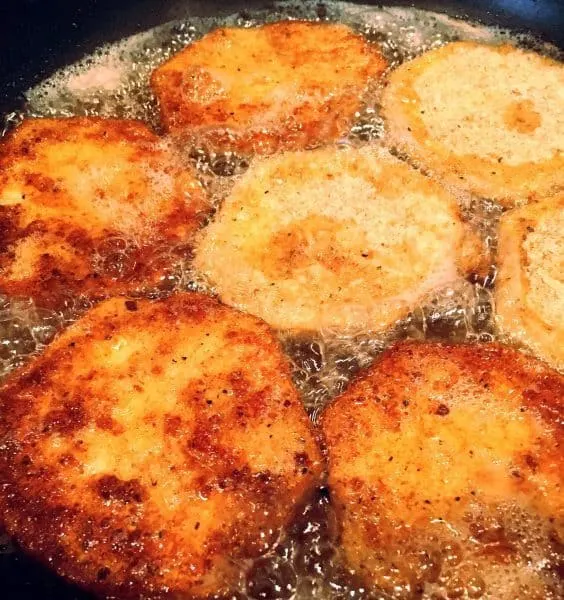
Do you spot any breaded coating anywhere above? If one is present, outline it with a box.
[0,293,322,598]
[321,342,564,599]
[0,118,208,310]
[381,42,564,207]
[193,145,484,332]
[150,21,387,154]
[495,196,564,371]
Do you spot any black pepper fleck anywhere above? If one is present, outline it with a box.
[435,403,450,416]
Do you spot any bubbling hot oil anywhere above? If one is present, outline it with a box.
[0,2,562,598]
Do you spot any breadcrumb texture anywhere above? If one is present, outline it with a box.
[194,145,483,332]
[495,195,564,371]
[151,21,387,154]
[0,118,209,310]
[321,341,564,598]
[0,293,322,598]
[382,41,564,206]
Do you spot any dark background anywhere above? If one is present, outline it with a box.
[1,0,564,116]
[0,0,563,597]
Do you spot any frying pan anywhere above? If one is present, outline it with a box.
[0,0,562,598]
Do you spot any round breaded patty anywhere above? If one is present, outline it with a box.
[381,42,564,207]
[495,196,564,371]
[193,145,483,332]
[0,117,208,310]
[150,21,387,154]
[0,293,322,598]
[321,342,564,599]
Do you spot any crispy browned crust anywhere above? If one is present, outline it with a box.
[0,293,322,598]
[150,21,387,154]
[321,341,564,597]
[0,117,209,310]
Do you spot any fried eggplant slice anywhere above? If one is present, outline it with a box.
[151,21,387,154]
[382,42,564,206]
[321,341,564,599]
[495,195,564,371]
[0,117,208,310]
[0,293,322,598]
[194,145,484,332]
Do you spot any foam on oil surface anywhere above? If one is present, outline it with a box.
[0,2,562,599]
[22,1,561,132]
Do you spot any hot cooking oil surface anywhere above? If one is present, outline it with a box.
[0,2,562,599]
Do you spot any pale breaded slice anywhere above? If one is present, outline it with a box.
[193,145,484,333]
[495,196,564,371]
[150,21,387,154]
[381,41,564,207]
[321,341,564,599]
[0,293,322,598]
[0,117,208,310]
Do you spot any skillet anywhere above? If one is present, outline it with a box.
[0,0,563,598]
